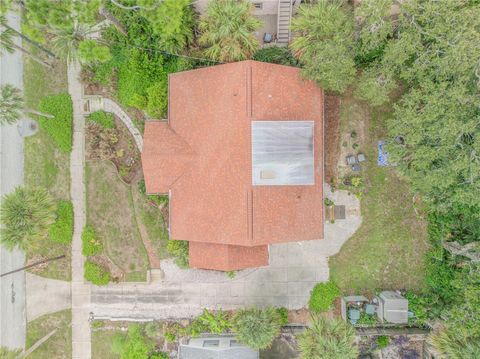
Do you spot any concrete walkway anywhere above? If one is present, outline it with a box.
[26,273,71,322]
[90,185,361,321]
[0,9,26,351]
[85,96,143,152]
[68,61,92,359]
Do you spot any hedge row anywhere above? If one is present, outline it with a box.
[38,93,73,153]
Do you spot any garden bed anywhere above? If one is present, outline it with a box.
[86,115,141,184]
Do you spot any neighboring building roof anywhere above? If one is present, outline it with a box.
[142,60,324,271]
[178,336,259,359]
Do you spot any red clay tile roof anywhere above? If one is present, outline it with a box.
[189,242,269,271]
[142,60,324,270]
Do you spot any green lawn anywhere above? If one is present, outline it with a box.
[91,327,121,359]
[131,182,170,260]
[329,96,429,294]
[23,49,72,281]
[86,161,149,281]
[25,310,71,359]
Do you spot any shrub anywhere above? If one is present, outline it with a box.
[357,312,377,326]
[192,309,232,335]
[308,281,341,313]
[145,322,161,339]
[276,307,289,326]
[0,187,56,250]
[324,198,335,207]
[253,46,299,66]
[233,307,281,349]
[145,80,168,119]
[38,93,73,153]
[377,335,390,349]
[82,225,103,256]
[116,48,167,117]
[87,111,115,129]
[48,200,73,244]
[84,260,110,285]
[167,240,189,269]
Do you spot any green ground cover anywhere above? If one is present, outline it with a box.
[25,310,71,359]
[23,49,72,281]
[329,96,429,294]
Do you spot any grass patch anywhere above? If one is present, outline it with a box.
[26,309,71,359]
[91,328,120,359]
[86,161,149,280]
[82,225,103,256]
[23,47,71,281]
[38,93,73,153]
[329,96,428,294]
[132,181,170,260]
[48,200,73,244]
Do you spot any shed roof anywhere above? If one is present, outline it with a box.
[178,336,259,359]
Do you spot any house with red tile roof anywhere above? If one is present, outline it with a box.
[141,60,324,271]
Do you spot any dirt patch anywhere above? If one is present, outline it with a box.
[324,95,341,185]
[358,334,426,359]
[86,117,141,183]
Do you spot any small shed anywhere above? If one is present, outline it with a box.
[376,291,408,324]
[178,335,259,359]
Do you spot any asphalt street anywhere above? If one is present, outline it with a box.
[0,9,26,351]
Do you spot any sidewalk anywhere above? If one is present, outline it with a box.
[68,61,92,359]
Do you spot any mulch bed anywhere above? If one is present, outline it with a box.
[324,95,341,185]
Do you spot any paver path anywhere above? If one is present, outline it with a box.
[90,185,362,321]
[68,61,92,359]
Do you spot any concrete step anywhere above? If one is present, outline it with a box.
[148,269,165,283]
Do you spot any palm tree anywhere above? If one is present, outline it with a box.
[233,307,281,349]
[428,326,480,359]
[297,315,358,359]
[199,0,261,62]
[0,84,53,125]
[0,14,53,68]
[49,22,93,63]
[0,187,56,251]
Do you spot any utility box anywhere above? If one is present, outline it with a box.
[376,291,408,324]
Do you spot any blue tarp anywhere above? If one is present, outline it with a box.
[378,140,389,166]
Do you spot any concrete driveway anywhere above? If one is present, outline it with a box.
[0,9,26,351]
[91,185,361,320]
